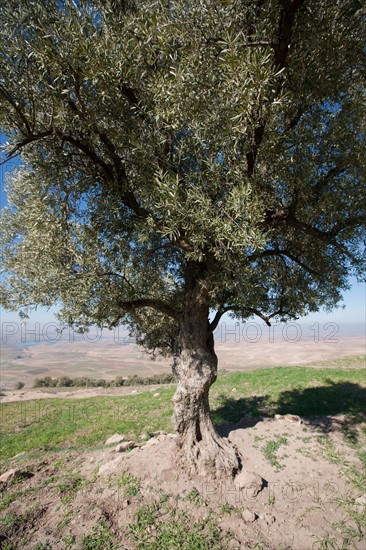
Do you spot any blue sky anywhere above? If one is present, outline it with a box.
[1,137,365,330]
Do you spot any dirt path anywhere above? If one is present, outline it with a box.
[0,383,175,403]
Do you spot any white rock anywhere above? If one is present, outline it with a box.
[0,468,23,484]
[105,434,125,445]
[234,470,265,497]
[153,393,160,397]
[115,441,135,452]
[354,493,366,511]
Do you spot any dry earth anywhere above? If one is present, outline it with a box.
[1,414,365,549]
[1,333,365,390]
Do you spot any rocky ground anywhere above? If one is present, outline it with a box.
[1,413,365,549]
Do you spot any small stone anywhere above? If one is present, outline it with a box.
[260,513,276,525]
[11,452,26,460]
[153,393,160,397]
[228,539,241,549]
[284,414,302,424]
[115,441,135,452]
[242,509,257,522]
[354,493,366,511]
[0,468,23,484]
[231,388,237,393]
[105,434,125,445]
[234,470,265,497]
[144,437,159,447]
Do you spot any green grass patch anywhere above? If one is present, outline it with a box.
[0,362,365,461]
[211,364,366,422]
[306,355,365,369]
[185,487,205,506]
[82,522,117,550]
[56,473,91,504]
[115,472,141,497]
[0,389,175,461]
[129,503,227,549]
[262,436,288,471]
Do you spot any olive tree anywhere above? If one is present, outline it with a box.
[1,0,365,477]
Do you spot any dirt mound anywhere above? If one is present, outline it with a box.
[0,415,365,549]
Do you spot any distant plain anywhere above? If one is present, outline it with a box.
[1,322,365,390]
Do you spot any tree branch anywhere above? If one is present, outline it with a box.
[209,304,297,333]
[312,165,345,198]
[265,208,360,261]
[273,0,305,68]
[111,298,181,325]
[0,84,32,135]
[245,0,304,177]
[0,131,54,165]
[248,247,323,278]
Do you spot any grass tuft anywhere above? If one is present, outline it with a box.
[262,436,288,471]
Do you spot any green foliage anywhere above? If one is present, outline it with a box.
[0,0,364,356]
[32,372,175,388]
[32,377,58,388]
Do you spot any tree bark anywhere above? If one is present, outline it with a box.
[172,262,242,478]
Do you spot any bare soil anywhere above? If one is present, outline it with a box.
[1,333,364,389]
[1,414,365,549]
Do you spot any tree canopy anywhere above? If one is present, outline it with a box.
[1,0,365,350]
[1,0,365,477]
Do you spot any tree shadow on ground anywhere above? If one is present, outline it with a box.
[213,381,366,441]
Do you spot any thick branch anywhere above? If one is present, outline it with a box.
[245,0,304,177]
[246,123,265,178]
[273,0,305,68]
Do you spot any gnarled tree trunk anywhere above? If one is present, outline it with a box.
[172,262,241,479]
